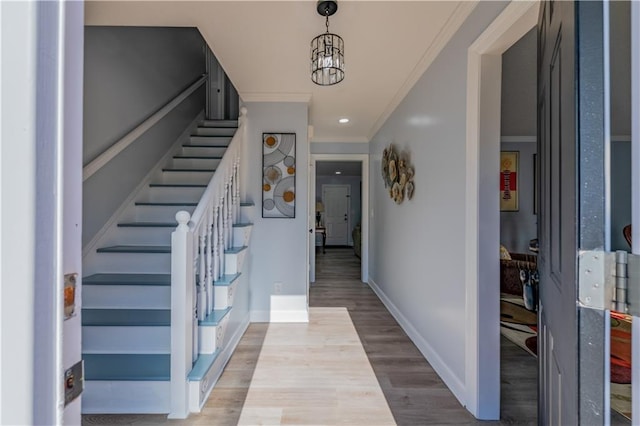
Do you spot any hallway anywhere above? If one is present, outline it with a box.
[83,248,538,425]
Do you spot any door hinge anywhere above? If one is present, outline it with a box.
[579,250,640,315]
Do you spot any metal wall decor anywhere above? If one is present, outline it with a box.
[263,133,296,218]
[381,144,415,204]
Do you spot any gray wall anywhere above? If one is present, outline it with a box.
[499,142,537,253]
[83,27,206,246]
[501,28,536,137]
[612,140,632,251]
[310,142,369,155]
[369,1,507,399]
[316,175,362,245]
[243,102,309,319]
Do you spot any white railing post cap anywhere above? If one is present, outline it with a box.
[176,211,191,230]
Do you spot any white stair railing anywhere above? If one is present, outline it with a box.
[169,107,246,419]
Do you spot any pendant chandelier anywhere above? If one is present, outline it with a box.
[310,0,344,86]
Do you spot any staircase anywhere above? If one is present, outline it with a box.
[82,111,252,415]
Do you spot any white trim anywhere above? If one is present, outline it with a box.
[368,1,479,141]
[269,295,309,323]
[311,153,369,283]
[500,135,536,143]
[189,313,250,413]
[368,278,466,403]
[83,75,207,181]
[82,112,204,258]
[240,93,312,103]
[465,1,539,420]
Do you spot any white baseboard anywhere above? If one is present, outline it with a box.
[367,278,467,407]
[269,295,309,323]
[82,111,205,258]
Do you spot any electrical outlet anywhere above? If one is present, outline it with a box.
[274,282,283,294]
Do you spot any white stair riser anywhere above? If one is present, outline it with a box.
[198,315,229,354]
[188,353,227,413]
[83,326,170,354]
[224,250,246,275]
[145,186,205,203]
[83,285,170,309]
[192,129,234,137]
[134,205,197,222]
[170,157,221,170]
[158,171,214,185]
[102,227,173,246]
[233,226,252,247]
[83,381,170,414]
[240,205,254,223]
[87,253,171,274]
[181,146,227,157]
[213,282,236,310]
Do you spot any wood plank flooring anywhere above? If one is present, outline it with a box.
[84,247,540,425]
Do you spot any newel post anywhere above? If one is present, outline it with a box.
[169,211,194,419]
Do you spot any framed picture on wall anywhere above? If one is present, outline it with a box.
[500,151,519,211]
[262,133,296,218]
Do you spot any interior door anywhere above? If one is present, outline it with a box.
[538,2,611,424]
[323,185,350,246]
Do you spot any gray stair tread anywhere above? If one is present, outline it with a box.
[97,245,170,253]
[215,273,241,286]
[188,352,220,381]
[83,309,170,326]
[199,308,231,326]
[135,202,198,206]
[118,222,176,228]
[84,354,169,381]
[162,168,216,172]
[83,274,171,286]
[240,202,255,207]
[149,183,207,187]
[225,246,248,255]
[233,223,253,228]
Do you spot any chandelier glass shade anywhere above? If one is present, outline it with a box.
[310,1,344,86]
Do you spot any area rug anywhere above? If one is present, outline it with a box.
[237,307,396,425]
[500,294,632,420]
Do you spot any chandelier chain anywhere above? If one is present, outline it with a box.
[325,15,330,33]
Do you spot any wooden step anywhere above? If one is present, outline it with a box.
[83,354,170,381]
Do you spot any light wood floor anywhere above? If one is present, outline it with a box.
[83,248,539,425]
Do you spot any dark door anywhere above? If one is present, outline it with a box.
[538,1,608,424]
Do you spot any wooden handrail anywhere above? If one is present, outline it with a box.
[83,74,207,181]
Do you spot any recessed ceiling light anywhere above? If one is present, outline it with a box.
[338,118,349,124]
[335,171,342,175]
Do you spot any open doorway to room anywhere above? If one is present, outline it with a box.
[309,154,369,286]
[497,27,539,421]
[469,1,635,422]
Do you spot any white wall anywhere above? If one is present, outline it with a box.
[243,102,309,321]
[368,0,507,407]
[1,3,38,423]
[1,2,84,424]
[83,27,206,247]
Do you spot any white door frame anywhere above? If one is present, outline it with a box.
[464,1,539,419]
[310,154,369,284]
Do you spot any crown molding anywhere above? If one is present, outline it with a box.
[240,93,312,103]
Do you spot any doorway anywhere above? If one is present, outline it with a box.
[309,154,369,285]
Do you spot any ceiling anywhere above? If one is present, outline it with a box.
[316,161,361,176]
[86,1,477,143]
